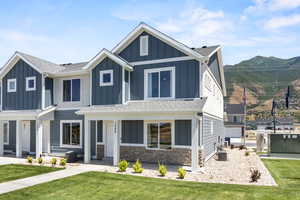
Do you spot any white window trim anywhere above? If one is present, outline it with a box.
[3,121,9,145]
[60,120,82,148]
[144,67,175,100]
[26,76,36,91]
[99,70,113,86]
[7,79,16,93]
[140,35,149,56]
[144,120,174,150]
[62,78,81,102]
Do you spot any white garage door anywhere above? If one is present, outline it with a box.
[225,127,242,138]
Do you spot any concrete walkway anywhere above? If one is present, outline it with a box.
[0,165,90,194]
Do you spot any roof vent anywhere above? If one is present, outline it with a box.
[202,45,207,48]
[61,63,72,66]
[191,47,195,50]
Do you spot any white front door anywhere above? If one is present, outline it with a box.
[22,121,30,152]
[42,121,50,153]
[105,121,114,157]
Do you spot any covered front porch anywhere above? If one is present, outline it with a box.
[0,107,55,158]
[77,99,206,171]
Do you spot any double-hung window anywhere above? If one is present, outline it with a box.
[147,122,172,150]
[63,79,80,102]
[145,67,175,99]
[26,77,36,91]
[3,121,9,145]
[7,79,16,93]
[60,120,82,148]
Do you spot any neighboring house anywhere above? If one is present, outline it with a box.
[224,104,245,138]
[256,117,294,131]
[0,22,226,170]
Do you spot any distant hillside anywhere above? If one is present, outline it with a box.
[224,56,300,120]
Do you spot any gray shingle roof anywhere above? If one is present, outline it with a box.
[225,104,245,115]
[193,45,220,57]
[59,62,88,73]
[77,98,207,114]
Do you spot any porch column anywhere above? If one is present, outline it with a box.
[16,120,22,158]
[113,120,121,166]
[36,120,43,158]
[0,121,3,156]
[84,119,91,163]
[191,118,199,171]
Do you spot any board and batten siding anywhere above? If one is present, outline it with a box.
[121,120,144,144]
[202,115,224,159]
[4,121,16,152]
[2,59,42,110]
[130,60,200,100]
[208,52,222,89]
[175,120,191,146]
[92,57,123,105]
[50,110,85,154]
[119,31,187,62]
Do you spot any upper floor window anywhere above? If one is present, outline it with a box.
[140,35,149,56]
[3,121,9,145]
[145,67,175,99]
[63,79,80,102]
[26,76,36,91]
[99,70,113,86]
[7,79,16,93]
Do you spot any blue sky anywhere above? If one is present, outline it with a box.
[0,0,300,66]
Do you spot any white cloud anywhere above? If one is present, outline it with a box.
[270,0,300,11]
[265,14,300,29]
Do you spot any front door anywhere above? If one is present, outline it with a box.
[42,121,50,153]
[105,121,114,157]
[22,121,31,152]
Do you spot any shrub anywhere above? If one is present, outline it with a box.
[118,160,129,172]
[158,162,167,177]
[51,158,57,167]
[27,156,33,164]
[37,157,43,165]
[178,168,186,179]
[59,158,67,167]
[239,145,247,150]
[133,160,143,173]
[230,144,235,149]
[250,168,261,182]
[245,151,250,156]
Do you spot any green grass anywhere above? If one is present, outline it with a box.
[0,164,61,183]
[1,159,300,200]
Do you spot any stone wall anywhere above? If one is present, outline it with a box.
[96,144,104,160]
[120,146,203,166]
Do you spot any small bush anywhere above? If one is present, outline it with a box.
[37,157,43,165]
[250,168,261,182]
[133,159,144,173]
[27,156,33,164]
[59,158,67,167]
[51,158,57,167]
[118,160,129,172]
[158,162,167,177]
[245,151,250,156]
[239,145,247,150]
[230,144,235,149]
[178,168,186,179]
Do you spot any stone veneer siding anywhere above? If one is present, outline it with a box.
[120,146,203,166]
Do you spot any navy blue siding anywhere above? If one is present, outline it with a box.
[50,110,84,153]
[119,32,186,62]
[4,121,16,152]
[92,57,122,105]
[2,59,42,110]
[90,121,96,157]
[202,115,224,159]
[45,77,54,107]
[125,70,130,102]
[97,120,103,143]
[208,53,222,88]
[175,120,191,146]
[121,120,144,144]
[30,120,36,153]
[130,60,199,100]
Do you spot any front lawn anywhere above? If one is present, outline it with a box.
[0,164,61,183]
[0,159,300,200]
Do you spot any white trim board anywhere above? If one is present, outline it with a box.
[130,56,193,66]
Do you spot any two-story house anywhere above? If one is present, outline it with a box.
[0,22,226,170]
[224,104,245,138]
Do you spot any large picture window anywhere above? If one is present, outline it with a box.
[145,67,175,99]
[3,121,9,145]
[60,120,82,148]
[147,122,172,150]
[63,79,80,102]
